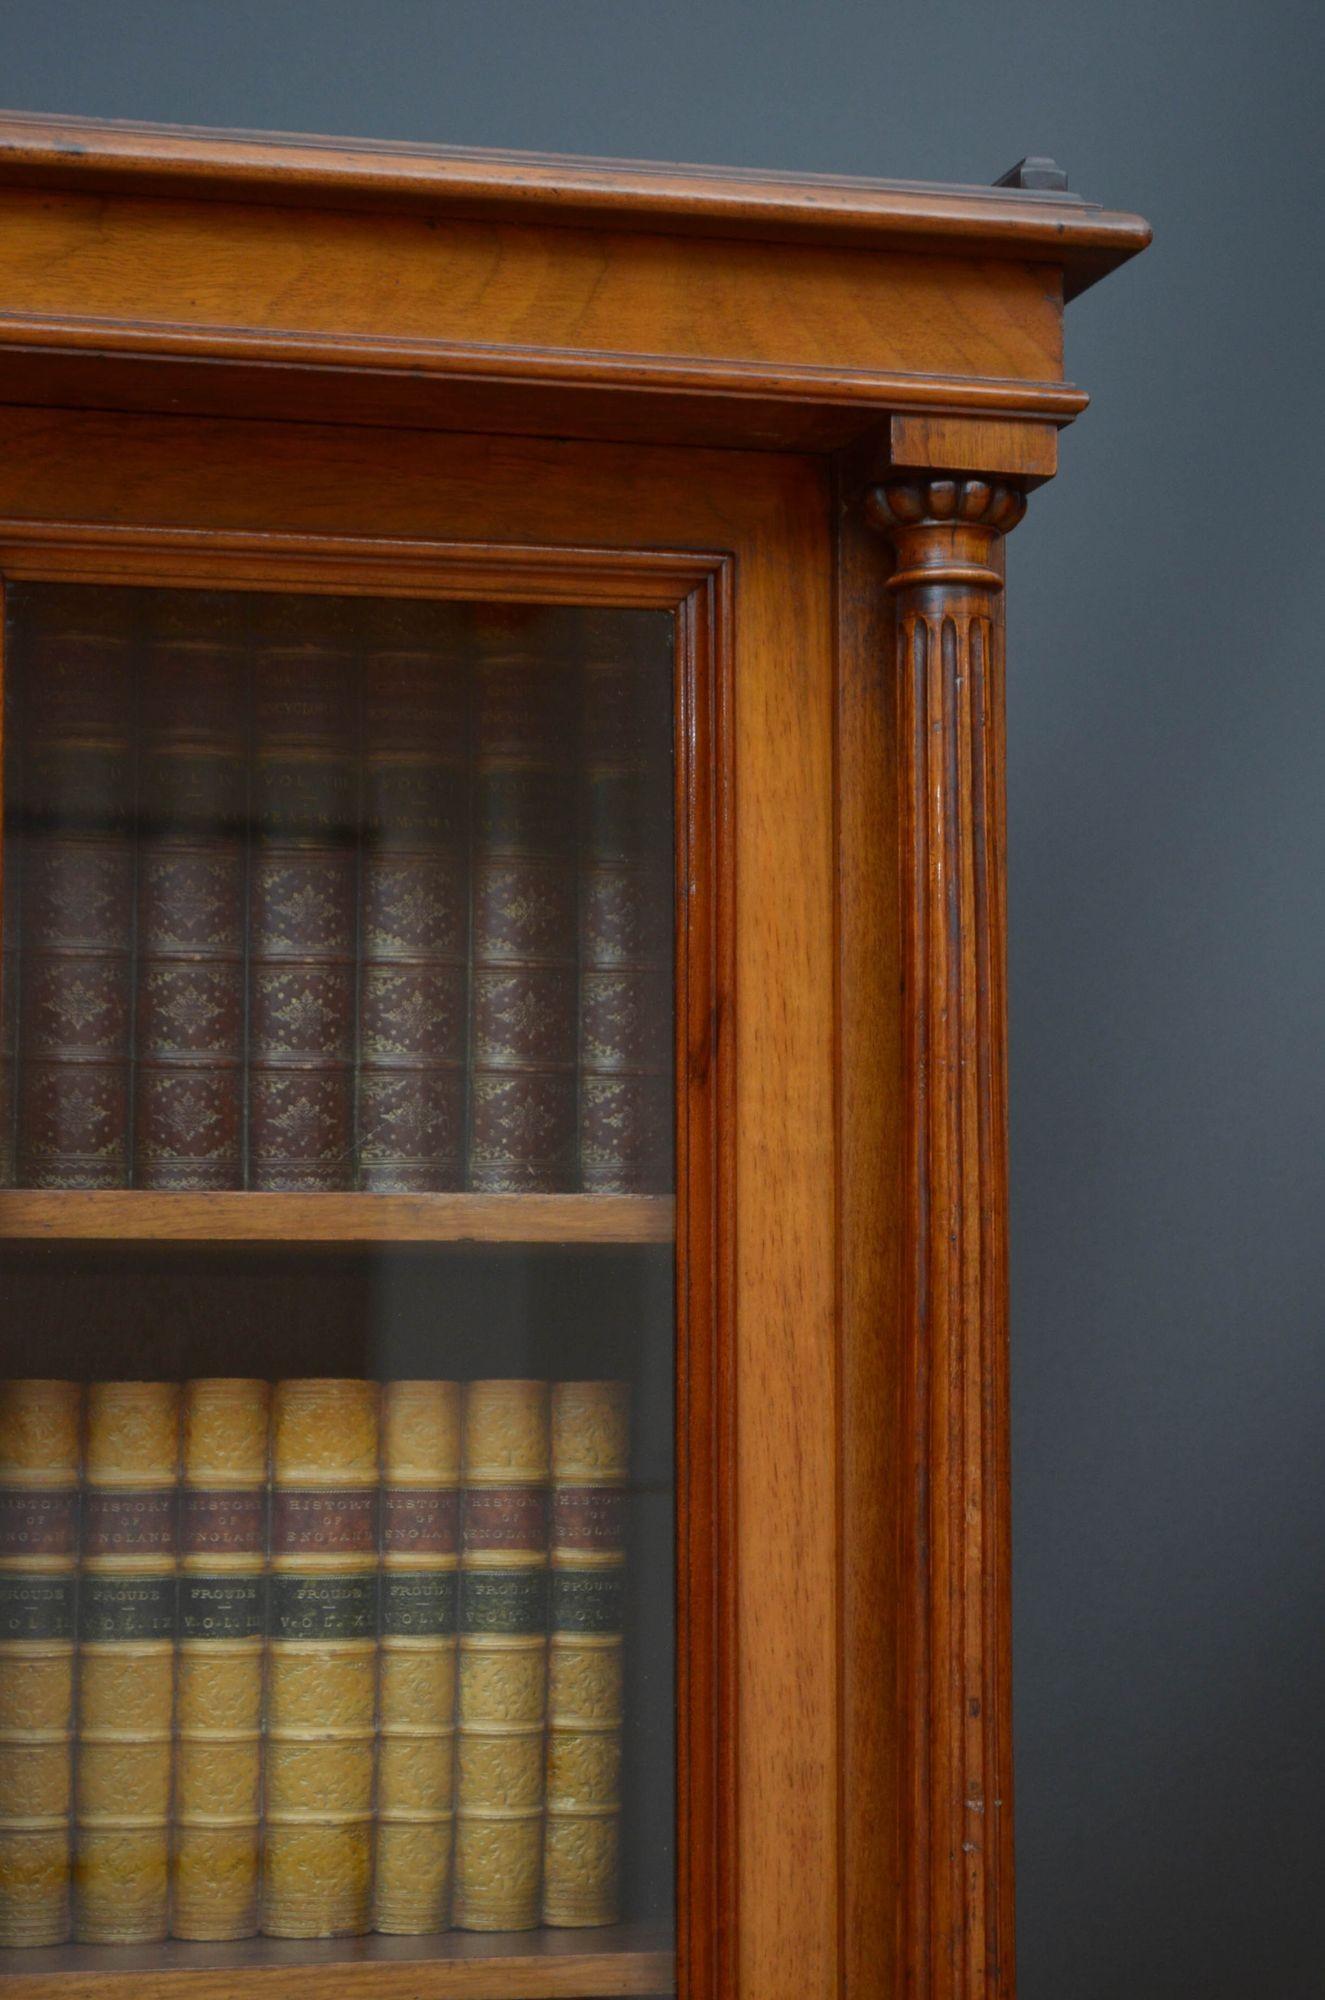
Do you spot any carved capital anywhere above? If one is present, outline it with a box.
[865,475,1026,593]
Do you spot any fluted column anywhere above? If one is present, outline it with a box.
[866,474,1026,2000]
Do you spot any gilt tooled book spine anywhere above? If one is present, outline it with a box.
[74,1380,180,1945]
[452,1379,550,1932]
[262,1379,379,1940]
[14,588,134,1189]
[133,595,247,1191]
[0,1380,82,1947]
[358,606,468,1192]
[467,610,578,1192]
[374,1380,461,1934]
[578,617,674,1193]
[543,1382,630,1928]
[172,1379,269,1941]
[248,596,358,1191]
[0,656,22,1189]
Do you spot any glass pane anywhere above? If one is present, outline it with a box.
[0,585,676,1991]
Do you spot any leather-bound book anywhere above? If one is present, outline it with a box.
[0,654,21,1187]
[0,1380,82,1946]
[578,616,674,1192]
[14,587,134,1189]
[134,594,247,1190]
[248,595,358,1191]
[173,1379,269,1941]
[358,605,468,1191]
[543,1381,630,1927]
[75,1381,180,1944]
[263,1379,379,1939]
[453,1379,550,1931]
[374,1380,461,1934]
[468,609,578,1192]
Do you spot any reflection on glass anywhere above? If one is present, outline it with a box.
[0,585,675,1981]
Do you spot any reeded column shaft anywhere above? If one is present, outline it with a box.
[867,475,1026,2000]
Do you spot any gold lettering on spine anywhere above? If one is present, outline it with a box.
[542,1381,629,1927]
[261,1379,378,1939]
[452,1379,549,1931]
[172,1378,269,1940]
[75,1381,180,1944]
[373,1380,461,1934]
[0,1379,81,1946]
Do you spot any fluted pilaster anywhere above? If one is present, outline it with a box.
[866,474,1026,2000]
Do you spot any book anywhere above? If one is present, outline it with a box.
[14,586,134,1189]
[452,1378,550,1931]
[75,1380,180,1944]
[0,651,21,1188]
[173,1378,269,1940]
[374,1379,461,1934]
[0,1379,82,1946]
[248,595,358,1191]
[577,616,674,1193]
[358,606,468,1192]
[543,1381,630,1927]
[262,1378,379,1938]
[467,609,579,1192]
[134,594,247,1190]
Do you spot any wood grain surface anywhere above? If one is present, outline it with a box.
[0,1926,673,2000]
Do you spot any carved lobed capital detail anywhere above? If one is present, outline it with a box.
[866,475,1027,596]
[865,474,1027,537]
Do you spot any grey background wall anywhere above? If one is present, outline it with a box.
[0,3,1321,1992]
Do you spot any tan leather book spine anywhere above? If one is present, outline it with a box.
[173,1378,269,1940]
[0,1380,82,1946]
[452,1379,550,1931]
[262,1378,378,1939]
[75,1380,180,1945]
[373,1380,461,1934]
[542,1382,630,1927]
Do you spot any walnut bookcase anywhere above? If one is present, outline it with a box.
[0,113,1147,2000]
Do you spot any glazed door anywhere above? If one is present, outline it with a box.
[0,411,841,2000]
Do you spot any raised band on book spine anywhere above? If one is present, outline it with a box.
[453,1379,550,1931]
[374,1380,461,1934]
[14,587,134,1189]
[263,1378,379,1939]
[173,1379,269,1940]
[0,1380,82,1946]
[543,1381,630,1927]
[75,1381,180,1944]
[134,596,247,1190]
[248,596,358,1191]
[467,609,578,1192]
[578,616,674,1193]
[358,606,468,1192]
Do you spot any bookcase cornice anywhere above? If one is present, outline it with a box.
[0,111,1147,454]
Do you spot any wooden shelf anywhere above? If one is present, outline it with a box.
[0,1925,674,1998]
[0,1192,675,1247]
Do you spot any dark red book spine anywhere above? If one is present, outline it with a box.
[0,655,20,1188]
[247,594,358,1191]
[467,608,578,1193]
[13,587,134,1189]
[577,615,675,1192]
[357,604,468,1191]
[133,593,247,1189]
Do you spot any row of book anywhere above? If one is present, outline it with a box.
[0,586,674,1194]
[0,1375,631,1947]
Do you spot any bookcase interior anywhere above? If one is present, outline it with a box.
[0,1239,676,1995]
